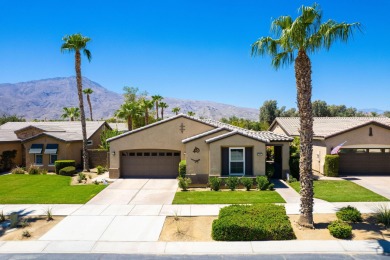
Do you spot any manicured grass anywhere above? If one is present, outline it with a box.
[0,174,106,204]
[288,180,389,202]
[172,190,285,204]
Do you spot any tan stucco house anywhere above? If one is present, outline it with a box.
[108,114,292,183]
[0,121,110,171]
[270,117,390,175]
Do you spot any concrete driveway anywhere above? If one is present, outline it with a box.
[39,178,178,242]
[343,176,390,200]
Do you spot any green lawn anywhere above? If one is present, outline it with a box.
[172,190,285,204]
[0,174,106,204]
[288,180,389,202]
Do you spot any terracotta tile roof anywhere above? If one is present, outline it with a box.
[272,117,390,138]
[0,121,108,142]
[108,114,293,143]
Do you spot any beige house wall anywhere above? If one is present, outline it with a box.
[109,117,215,178]
[24,136,82,171]
[209,134,266,177]
[184,130,229,183]
[312,139,327,174]
[0,142,23,168]
[270,124,288,135]
[87,124,107,149]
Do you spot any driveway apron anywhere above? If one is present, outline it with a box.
[342,176,390,200]
[40,179,178,242]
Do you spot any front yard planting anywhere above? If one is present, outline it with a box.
[172,190,285,204]
[0,174,106,204]
[288,180,388,202]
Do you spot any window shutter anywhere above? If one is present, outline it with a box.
[221,148,229,176]
[245,147,253,175]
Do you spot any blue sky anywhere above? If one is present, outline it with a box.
[1,0,389,111]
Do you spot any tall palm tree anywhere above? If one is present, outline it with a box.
[251,4,360,227]
[61,33,92,172]
[61,107,80,121]
[187,111,195,116]
[151,95,163,120]
[114,102,141,131]
[159,102,168,119]
[139,98,154,125]
[83,88,94,121]
[172,107,181,115]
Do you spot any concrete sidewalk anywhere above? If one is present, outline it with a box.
[0,240,388,255]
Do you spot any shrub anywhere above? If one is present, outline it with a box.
[22,230,31,238]
[212,204,295,241]
[209,177,222,191]
[93,180,100,185]
[54,160,76,174]
[28,165,41,175]
[0,210,5,222]
[265,163,274,180]
[287,177,298,183]
[0,150,17,171]
[41,169,48,175]
[96,165,106,175]
[336,206,362,223]
[45,207,54,221]
[77,172,86,183]
[225,176,239,191]
[268,183,275,191]
[178,160,186,178]
[240,177,253,191]
[328,220,352,239]
[11,167,25,175]
[324,155,339,177]
[59,166,76,176]
[178,176,191,191]
[289,154,300,180]
[256,176,269,190]
[375,204,390,227]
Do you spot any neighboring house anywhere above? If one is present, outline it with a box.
[270,117,390,175]
[0,121,110,171]
[107,114,292,183]
[108,123,128,132]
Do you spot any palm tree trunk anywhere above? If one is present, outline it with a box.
[145,109,149,125]
[295,49,314,228]
[75,51,90,172]
[156,102,159,120]
[87,95,93,121]
[127,116,133,131]
[161,108,164,119]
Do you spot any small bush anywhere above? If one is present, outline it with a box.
[178,176,192,191]
[240,177,253,191]
[96,165,106,175]
[28,165,41,175]
[375,204,390,227]
[265,163,274,180]
[93,180,99,185]
[268,183,275,191]
[225,176,240,191]
[22,230,31,238]
[78,172,86,183]
[178,160,186,178]
[212,204,295,241]
[256,176,269,190]
[41,169,48,175]
[289,154,300,180]
[324,155,339,177]
[11,167,25,175]
[59,166,76,176]
[209,177,222,191]
[288,177,298,183]
[54,160,75,174]
[328,220,352,239]
[336,206,362,223]
[45,207,54,221]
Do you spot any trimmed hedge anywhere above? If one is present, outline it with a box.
[178,160,186,178]
[212,204,296,241]
[55,160,76,174]
[336,206,362,222]
[324,155,339,177]
[328,220,352,239]
[59,166,76,176]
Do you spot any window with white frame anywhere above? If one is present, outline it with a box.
[35,154,43,165]
[229,147,245,175]
[49,154,57,165]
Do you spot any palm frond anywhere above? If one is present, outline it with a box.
[272,51,295,69]
[251,37,279,57]
[271,16,293,36]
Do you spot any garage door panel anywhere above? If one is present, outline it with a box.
[339,152,390,175]
[120,150,181,178]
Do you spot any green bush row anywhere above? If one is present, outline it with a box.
[208,176,274,191]
[212,204,296,241]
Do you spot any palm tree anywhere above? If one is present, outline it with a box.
[159,102,168,119]
[61,107,80,121]
[251,4,360,227]
[114,102,141,131]
[187,111,195,116]
[61,33,92,172]
[83,88,94,121]
[172,107,181,115]
[151,95,163,120]
[139,98,154,125]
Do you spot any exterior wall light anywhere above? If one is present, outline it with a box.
[112,151,116,156]
[257,152,263,156]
